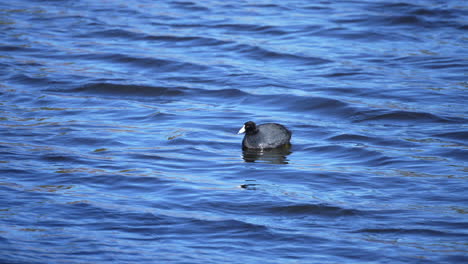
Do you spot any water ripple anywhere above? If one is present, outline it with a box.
[1,0,467,263]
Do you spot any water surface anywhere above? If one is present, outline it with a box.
[0,0,467,263]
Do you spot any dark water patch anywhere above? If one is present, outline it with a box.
[170,1,210,12]
[245,3,292,12]
[301,3,332,11]
[40,154,80,163]
[384,15,427,27]
[79,28,142,40]
[419,57,467,71]
[354,109,464,125]
[429,148,468,163]
[149,20,207,30]
[267,203,360,217]
[86,53,210,72]
[0,45,41,53]
[144,34,229,47]
[319,70,368,78]
[198,87,249,99]
[183,218,271,239]
[73,202,276,241]
[433,131,468,144]
[56,82,252,106]
[214,23,286,35]
[329,134,382,144]
[65,134,120,149]
[8,73,56,87]
[371,2,423,13]
[281,95,357,119]
[393,55,467,71]
[69,83,187,98]
[315,27,399,42]
[0,168,35,179]
[193,197,363,220]
[228,42,331,66]
[299,96,349,113]
[239,93,354,119]
[356,227,464,238]
[367,2,466,29]
[414,219,468,232]
[79,29,230,48]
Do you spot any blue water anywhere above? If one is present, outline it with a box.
[1,0,467,263]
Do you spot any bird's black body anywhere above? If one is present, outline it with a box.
[238,121,291,150]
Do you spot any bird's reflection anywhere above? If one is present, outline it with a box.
[242,145,292,164]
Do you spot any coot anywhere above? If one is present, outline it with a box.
[237,121,291,150]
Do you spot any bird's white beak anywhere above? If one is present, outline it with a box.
[237,125,246,134]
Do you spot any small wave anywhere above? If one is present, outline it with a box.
[268,204,360,217]
[84,28,231,47]
[85,53,209,72]
[144,34,228,47]
[8,73,63,87]
[170,1,210,12]
[315,27,397,42]
[319,70,372,78]
[53,82,251,104]
[70,82,187,97]
[355,227,461,237]
[279,95,356,119]
[130,111,177,122]
[419,57,466,70]
[197,87,248,99]
[246,3,292,12]
[434,149,468,163]
[385,15,426,27]
[214,23,288,36]
[393,56,467,71]
[188,218,269,235]
[230,43,331,65]
[329,134,374,143]
[78,29,141,39]
[354,110,463,124]
[0,45,41,53]
[367,2,464,29]
[328,133,418,149]
[40,154,80,163]
[434,131,468,143]
[303,144,395,167]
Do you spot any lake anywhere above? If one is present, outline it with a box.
[0,0,467,263]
